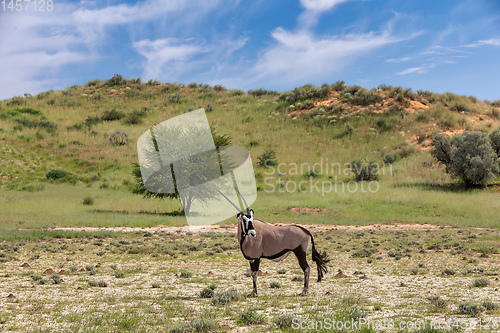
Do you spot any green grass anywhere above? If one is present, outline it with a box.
[0,78,499,232]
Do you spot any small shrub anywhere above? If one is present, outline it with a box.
[69,265,78,272]
[269,281,281,289]
[97,281,108,287]
[482,300,498,311]
[88,280,98,287]
[152,282,161,289]
[272,314,295,329]
[350,159,379,181]
[236,309,266,326]
[427,295,447,311]
[179,269,193,278]
[210,288,242,305]
[108,130,129,146]
[303,169,321,178]
[30,274,43,282]
[82,196,94,206]
[277,268,286,274]
[458,302,483,316]
[170,93,182,102]
[200,288,214,298]
[105,74,124,86]
[383,153,396,165]
[114,271,125,278]
[123,110,146,125]
[410,268,419,275]
[101,109,125,121]
[352,249,373,258]
[37,278,49,285]
[50,274,62,284]
[441,268,456,276]
[471,277,490,288]
[257,150,277,167]
[168,318,216,333]
[46,169,68,180]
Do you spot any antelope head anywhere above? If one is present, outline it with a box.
[237,209,256,237]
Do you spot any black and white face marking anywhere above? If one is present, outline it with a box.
[237,209,256,237]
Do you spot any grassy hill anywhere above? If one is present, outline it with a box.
[1,76,499,230]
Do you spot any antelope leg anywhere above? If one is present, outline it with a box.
[249,258,260,297]
[294,249,310,296]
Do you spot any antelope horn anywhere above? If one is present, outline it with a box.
[237,189,250,215]
[215,188,242,213]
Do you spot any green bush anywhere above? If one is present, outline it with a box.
[105,74,124,86]
[236,309,266,325]
[46,169,69,180]
[272,314,295,329]
[50,274,62,284]
[200,288,214,298]
[108,130,129,146]
[471,277,490,288]
[490,130,500,157]
[352,249,372,258]
[383,153,396,165]
[427,295,448,311]
[210,288,242,305]
[458,302,483,316]
[482,300,498,311]
[123,110,147,125]
[430,131,500,187]
[168,318,216,333]
[269,281,281,289]
[350,159,379,181]
[101,109,125,121]
[257,150,277,167]
[179,269,193,278]
[441,268,456,276]
[114,271,125,278]
[82,196,94,206]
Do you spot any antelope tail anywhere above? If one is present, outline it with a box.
[310,236,330,282]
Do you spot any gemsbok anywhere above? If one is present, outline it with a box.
[218,189,330,296]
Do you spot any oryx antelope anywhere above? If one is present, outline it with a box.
[218,189,330,296]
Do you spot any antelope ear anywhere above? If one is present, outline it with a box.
[236,212,242,218]
[249,209,254,216]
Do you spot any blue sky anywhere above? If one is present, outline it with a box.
[1,0,499,101]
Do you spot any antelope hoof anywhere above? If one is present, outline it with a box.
[248,291,258,298]
[298,290,308,296]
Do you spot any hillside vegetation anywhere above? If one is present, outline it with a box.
[0,76,499,229]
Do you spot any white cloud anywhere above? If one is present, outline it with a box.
[300,0,350,11]
[386,56,412,63]
[0,0,226,99]
[132,39,206,79]
[397,67,425,75]
[248,28,403,86]
[464,38,500,47]
[298,0,351,28]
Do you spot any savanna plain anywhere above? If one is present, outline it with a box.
[0,77,499,332]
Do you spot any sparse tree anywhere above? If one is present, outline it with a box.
[132,126,231,215]
[431,131,499,188]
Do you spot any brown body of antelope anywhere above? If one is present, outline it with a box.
[237,210,329,297]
